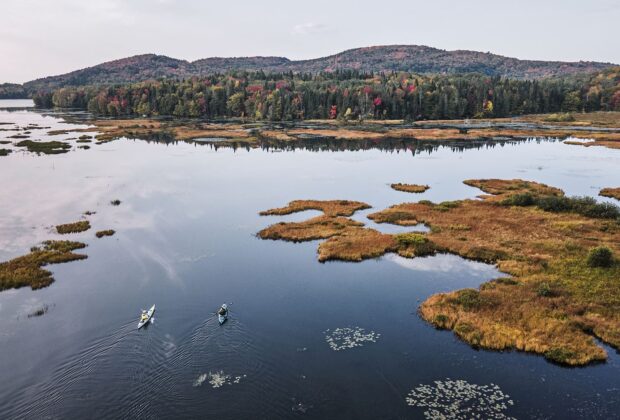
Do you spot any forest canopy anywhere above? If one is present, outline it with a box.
[32,67,620,121]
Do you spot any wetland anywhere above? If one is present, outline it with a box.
[1,102,620,418]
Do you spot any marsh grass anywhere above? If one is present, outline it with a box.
[0,148,11,156]
[15,140,71,155]
[544,113,575,122]
[258,180,620,365]
[56,220,91,234]
[95,229,116,238]
[503,193,620,220]
[600,187,620,201]
[0,241,87,291]
[259,199,370,217]
[395,233,440,257]
[391,183,430,193]
[368,179,620,365]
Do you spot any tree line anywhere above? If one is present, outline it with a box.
[32,68,620,121]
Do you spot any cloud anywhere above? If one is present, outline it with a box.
[292,22,327,35]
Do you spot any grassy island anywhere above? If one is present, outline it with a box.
[391,183,430,193]
[15,140,71,155]
[0,241,87,291]
[258,179,620,365]
[56,220,91,234]
[95,229,115,238]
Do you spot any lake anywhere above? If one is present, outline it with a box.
[1,104,620,419]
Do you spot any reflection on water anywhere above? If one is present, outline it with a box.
[1,106,620,419]
[0,99,34,109]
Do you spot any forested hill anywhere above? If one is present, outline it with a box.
[32,66,620,121]
[21,45,615,93]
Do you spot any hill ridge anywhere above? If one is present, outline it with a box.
[14,44,619,93]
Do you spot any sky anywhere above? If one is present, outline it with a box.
[1,0,619,83]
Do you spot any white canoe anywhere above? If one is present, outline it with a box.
[138,304,155,329]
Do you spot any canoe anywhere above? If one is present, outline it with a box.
[218,304,228,325]
[138,304,155,329]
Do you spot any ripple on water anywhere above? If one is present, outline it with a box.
[3,313,296,419]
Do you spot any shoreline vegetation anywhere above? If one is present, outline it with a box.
[258,179,620,366]
[2,111,620,159]
[81,111,620,151]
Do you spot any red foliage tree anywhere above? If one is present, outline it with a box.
[329,105,337,119]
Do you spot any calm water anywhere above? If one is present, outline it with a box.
[1,106,620,419]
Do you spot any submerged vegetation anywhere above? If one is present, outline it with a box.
[259,179,620,365]
[391,183,430,193]
[56,220,91,234]
[0,241,87,291]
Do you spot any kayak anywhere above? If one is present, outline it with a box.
[218,304,228,325]
[138,304,155,329]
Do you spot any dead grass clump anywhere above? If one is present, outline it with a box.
[600,187,620,201]
[259,200,370,217]
[391,183,430,193]
[95,229,116,238]
[110,199,121,206]
[464,179,564,199]
[56,220,91,234]
[47,129,70,135]
[368,208,419,225]
[0,240,87,291]
[318,228,397,262]
[258,216,363,242]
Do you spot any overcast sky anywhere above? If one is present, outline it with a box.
[2,0,619,83]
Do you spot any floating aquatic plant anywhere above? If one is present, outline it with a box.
[193,371,246,388]
[406,379,514,419]
[324,327,380,351]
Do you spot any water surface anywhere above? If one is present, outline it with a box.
[1,106,620,419]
